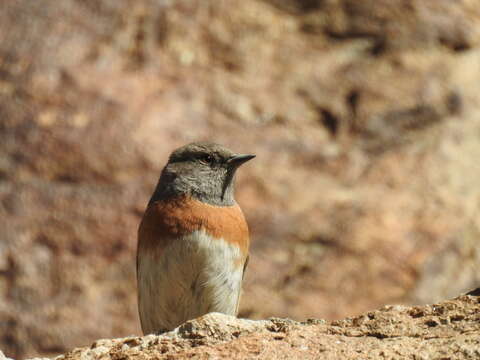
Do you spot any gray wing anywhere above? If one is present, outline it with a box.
[235,255,249,315]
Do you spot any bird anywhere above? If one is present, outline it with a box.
[136,142,255,334]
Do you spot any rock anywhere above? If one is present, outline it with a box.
[30,291,480,359]
[0,350,14,360]
[172,313,270,341]
[2,0,480,358]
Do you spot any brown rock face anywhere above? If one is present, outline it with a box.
[2,0,480,358]
[31,291,480,360]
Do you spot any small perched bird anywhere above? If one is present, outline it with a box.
[137,142,255,334]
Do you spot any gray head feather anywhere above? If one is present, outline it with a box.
[149,142,254,207]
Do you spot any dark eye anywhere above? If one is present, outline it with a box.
[199,154,214,165]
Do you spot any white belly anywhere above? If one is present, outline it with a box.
[137,230,244,334]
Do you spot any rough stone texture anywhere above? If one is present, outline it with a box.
[27,291,480,360]
[0,350,14,360]
[2,0,480,358]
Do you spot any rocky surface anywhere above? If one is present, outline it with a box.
[24,290,480,359]
[2,0,480,358]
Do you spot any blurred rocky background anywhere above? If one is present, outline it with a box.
[1,0,480,358]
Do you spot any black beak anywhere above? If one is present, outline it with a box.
[227,154,256,167]
[221,154,255,200]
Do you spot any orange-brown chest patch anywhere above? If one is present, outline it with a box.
[138,196,250,256]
